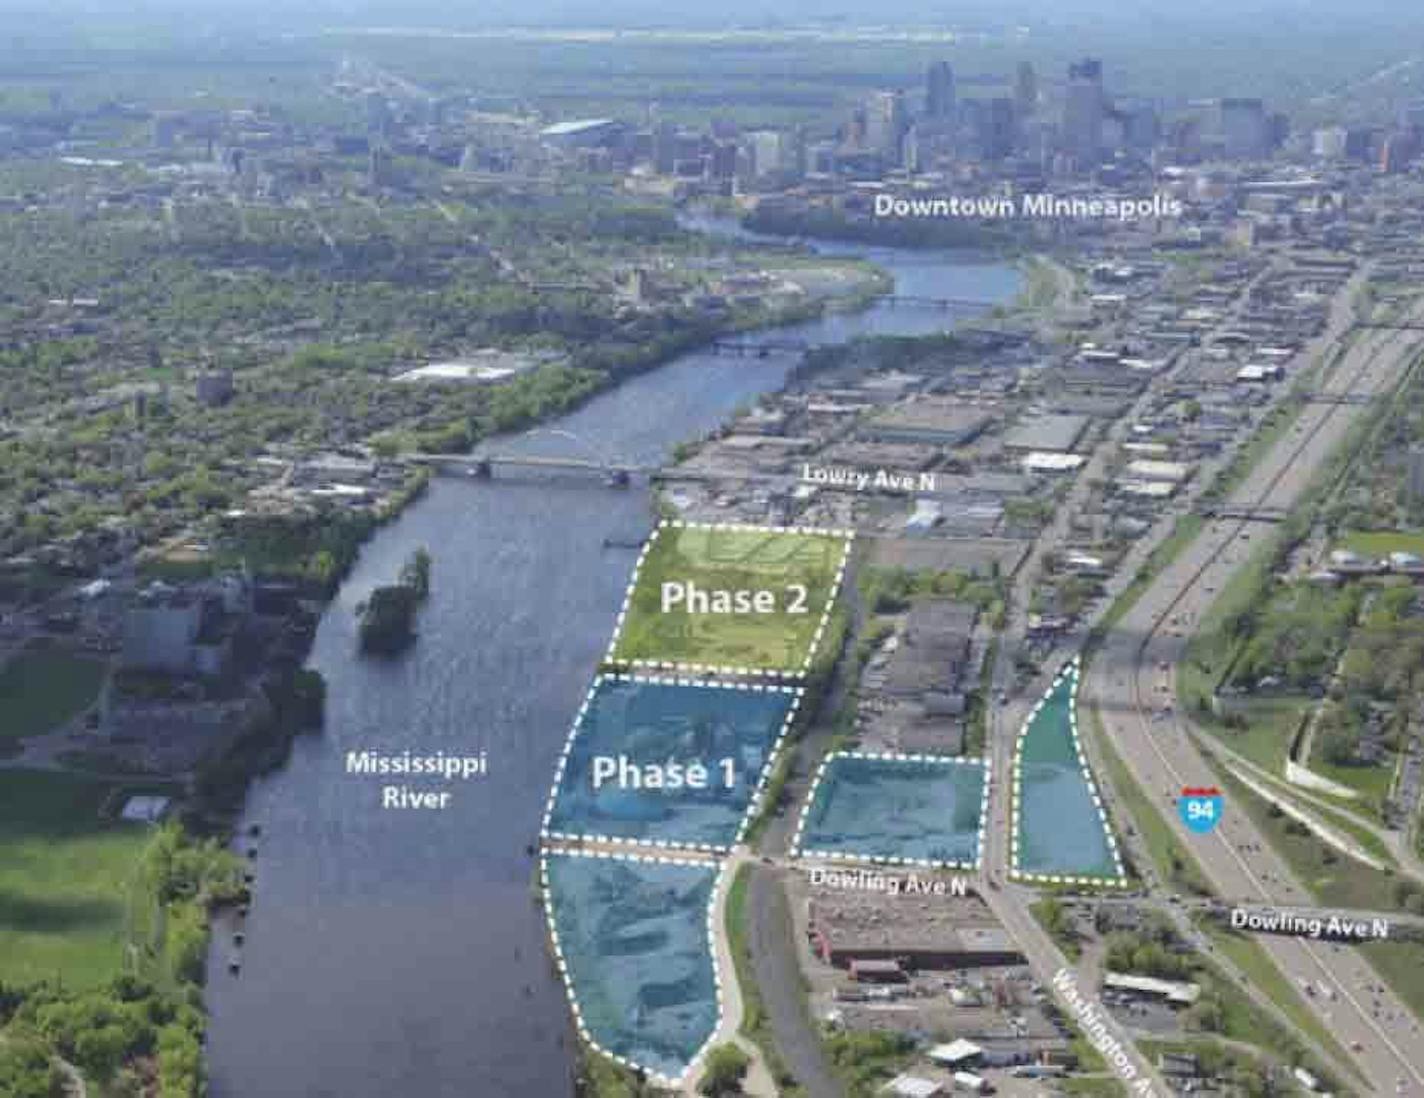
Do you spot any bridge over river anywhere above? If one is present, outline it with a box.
[412,452,739,486]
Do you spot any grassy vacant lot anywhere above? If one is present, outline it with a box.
[1212,762,1401,911]
[0,648,106,742]
[1307,746,1395,813]
[1204,696,1310,773]
[0,770,158,990]
[610,524,849,673]
[1058,1080,1126,1097]
[1338,530,1424,559]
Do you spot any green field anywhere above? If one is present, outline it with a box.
[0,770,157,990]
[1338,530,1424,559]
[0,649,107,743]
[1058,1079,1127,1096]
[1213,762,1402,911]
[609,524,849,673]
[1307,749,1395,815]
[1204,696,1309,774]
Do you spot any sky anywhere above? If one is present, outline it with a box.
[0,0,1420,24]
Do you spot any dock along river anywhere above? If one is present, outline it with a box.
[204,223,1021,1097]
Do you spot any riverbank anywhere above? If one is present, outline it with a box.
[201,229,1021,1098]
[742,203,1025,253]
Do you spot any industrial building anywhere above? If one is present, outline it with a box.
[1003,413,1090,453]
[1102,971,1201,1007]
[807,891,1024,971]
[861,399,993,447]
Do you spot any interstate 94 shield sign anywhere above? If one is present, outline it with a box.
[1179,786,1224,834]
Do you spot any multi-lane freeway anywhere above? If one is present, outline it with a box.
[1087,312,1424,1095]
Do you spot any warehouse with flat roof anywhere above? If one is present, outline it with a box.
[807,891,1024,970]
[861,399,993,447]
[1003,413,1091,453]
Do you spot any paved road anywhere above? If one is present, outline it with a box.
[980,256,1292,892]
[980,884,1171,1097]
[693,852,779,1097]
[1088,313,1424,1095]
[744,864,844,1098]
[1091,894,1424,935]
[732,557,861,1098]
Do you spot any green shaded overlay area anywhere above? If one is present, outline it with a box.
[610,524,848,673]
[1015,667,1121,880]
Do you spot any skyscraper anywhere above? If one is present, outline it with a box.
[1220,98,1268,159]
[866,89,910,166]
[746,130,804,182]
[926,62,955,121]
[1400,102,1424,139]
[1062,58,1104,169]
[978,98,1018,162]
[1381,132,1418,174]
[1014,61,1038,119]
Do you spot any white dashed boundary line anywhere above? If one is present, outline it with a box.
[601,519,855,680]
[536,522,848,1083]
[539,673,804,855]
[539,848,729,1089]
[1009,658,1129,888]
[789,750,992,871]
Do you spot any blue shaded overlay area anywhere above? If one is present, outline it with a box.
[800,755,986,865]
[545,854,720,1079]
[547,677,794,848]
[1015,669,1120,878]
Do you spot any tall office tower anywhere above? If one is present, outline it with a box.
[364,91,390,139]
[747,130,800,181]
[1344,128,1375,162]
[1062,58,1104,169]
[1267,112,1291,151]
[368,145,392,187]
[1220,98,1268,159]
[1014,61,1038,119]
[845,103,868,149]
[926,61,956,121]
[652,122,679,174]
[1401,101,1424,137]
[705,140,739,181]
[977,98,1017,161]
[866,89,910,166]
[1121,103,1160,152]
[1380,132,1418,174]
[1313,126,1348,160]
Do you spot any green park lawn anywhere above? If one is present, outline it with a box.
[0,649,107,743]
[0,770,158,990]
[609,523,850,673]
